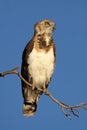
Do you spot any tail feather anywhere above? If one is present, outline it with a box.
[23,102,37,116]
[22,86,42,116]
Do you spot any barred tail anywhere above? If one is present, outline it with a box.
[23,101,37,116]
[22,85,42,116]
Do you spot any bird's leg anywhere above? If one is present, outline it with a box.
[43,82,47,93]
[34,82,47,93]
[32,81,36,90]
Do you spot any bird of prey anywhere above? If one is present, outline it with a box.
[21,19,56,116]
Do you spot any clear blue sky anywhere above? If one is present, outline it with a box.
[0,0,87,129]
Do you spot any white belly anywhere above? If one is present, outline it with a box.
[27,48,55,87]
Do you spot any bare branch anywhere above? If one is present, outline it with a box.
[0,66,87,119]
[42,89,87,119]
[0,66,32,87]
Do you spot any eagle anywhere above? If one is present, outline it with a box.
[21,19,56,116]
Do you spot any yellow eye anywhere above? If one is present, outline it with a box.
[45,21,50,27]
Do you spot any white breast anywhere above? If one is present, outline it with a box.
[27,48,55,87]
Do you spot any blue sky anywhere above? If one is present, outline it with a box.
[0,0,87,129]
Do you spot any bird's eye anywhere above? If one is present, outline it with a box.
[45,21,50,27]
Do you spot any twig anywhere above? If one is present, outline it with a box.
[42,89,87,119]
[0,66,32,87]
[0,66,87,119]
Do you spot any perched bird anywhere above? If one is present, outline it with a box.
[21,19,56,116]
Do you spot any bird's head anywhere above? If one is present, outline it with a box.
[34,19,56,35]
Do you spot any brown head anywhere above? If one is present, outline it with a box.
[34,19,56,35]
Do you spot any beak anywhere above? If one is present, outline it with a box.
[54,23,56,30]
[53,23,56,31]
[51,21,56,30]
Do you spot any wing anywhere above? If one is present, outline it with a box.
[21,39,34,98]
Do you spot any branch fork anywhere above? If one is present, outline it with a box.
[0,66,87,119]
